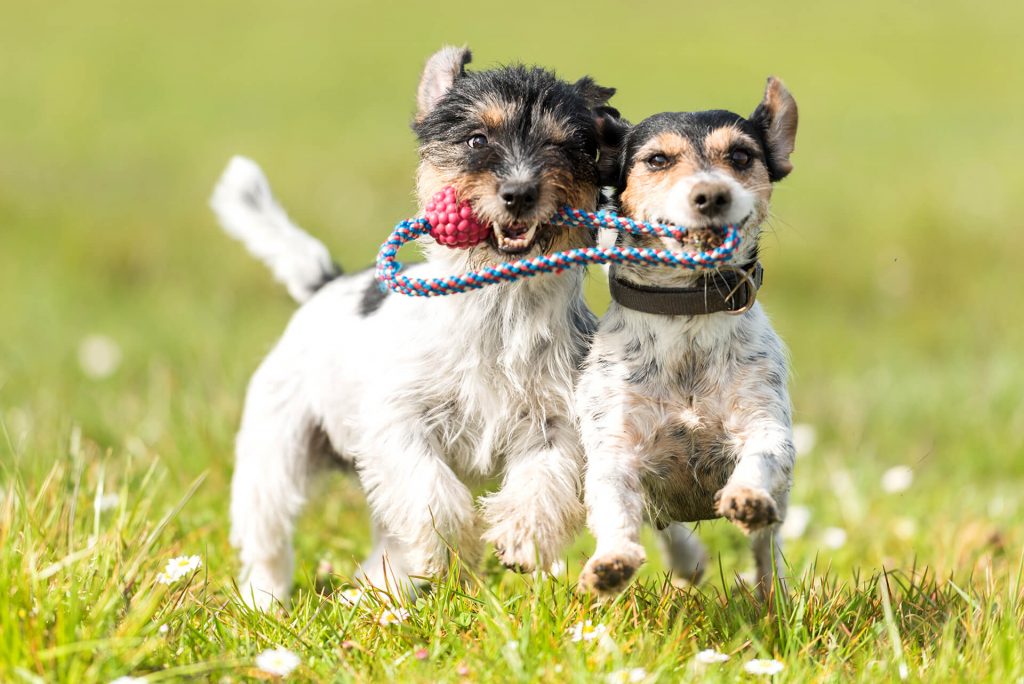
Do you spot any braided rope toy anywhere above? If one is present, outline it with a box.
[375,187,741,297]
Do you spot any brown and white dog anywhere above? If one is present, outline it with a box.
[576,78,799,597]
[211,46,624,608]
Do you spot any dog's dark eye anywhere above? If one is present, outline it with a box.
[467,134,488,149]
[646,153,672,170]
[729,148,753,169]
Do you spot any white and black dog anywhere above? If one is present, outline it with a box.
[576,78,799,597]
[211,46,623,608]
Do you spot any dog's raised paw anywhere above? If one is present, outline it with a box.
[579,543,646,597]
[491,538,537,574]
[715,484,780,533]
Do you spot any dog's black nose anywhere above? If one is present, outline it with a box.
[689,182,732,218]
[499,180,539,215]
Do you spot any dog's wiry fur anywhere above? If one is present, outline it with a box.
[212,46,621,608]
[577,78,799,597]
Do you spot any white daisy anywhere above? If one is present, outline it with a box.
[744,658,785,675]
[607,667,647,683]
[378,607,410,626]
[821,526,848,549]
[255,647,301,677]
[695,648,731,664]
[779,505,811,540]
[892,517,917,540]
[110,677,147,684]
[97,493,120,512]
[338,588,365,607]
[568,619,607,642]
[78,334,122,379]
[792,423,816,457]
[156,555,202,585]
[881,466,913,493]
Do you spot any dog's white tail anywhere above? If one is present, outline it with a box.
[210,156,341,303]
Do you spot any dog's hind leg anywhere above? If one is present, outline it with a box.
[657,523,708,587]
[751,525,786,598]
[354,519,422,601]
[230,357,317,610]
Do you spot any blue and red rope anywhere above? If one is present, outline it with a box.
[375,207,741,297]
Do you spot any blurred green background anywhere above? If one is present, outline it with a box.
[2,0,1023,581]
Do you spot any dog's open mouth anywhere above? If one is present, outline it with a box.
[491,221,541,254]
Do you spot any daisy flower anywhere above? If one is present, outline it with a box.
[338,587,365,607]
[568,619,608,642]
[607,667,647,683]
[156,555,202,585]
[255,647,301,677]
[378,607,410,626]
[744,658,785,676]
[892,517,917,540]
[109,677,147,684]
[97,492,120,512]
[821,526,848,549]
[78,334,122,379]
[881,465,913,493]
[695,648,731,664]
[791,423,816,457]
[779,504,811,540]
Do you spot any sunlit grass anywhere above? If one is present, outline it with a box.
[2,453,1022,682]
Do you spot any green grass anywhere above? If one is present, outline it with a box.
[2,0,1024,681]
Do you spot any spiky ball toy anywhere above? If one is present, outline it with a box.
[424,186,490,248]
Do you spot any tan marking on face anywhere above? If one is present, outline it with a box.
[620,132,700,221]
[703,126,772,204]
[478,103,506,130]
[537,111,570,144]
[416,161,452,207]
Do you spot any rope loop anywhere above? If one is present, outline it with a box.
[374,208,741,297]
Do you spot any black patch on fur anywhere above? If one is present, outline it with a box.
[627,360,659,385]
[358,278,389,317]
[623,338,643,362]
[241,186,263,211]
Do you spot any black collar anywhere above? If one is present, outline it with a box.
[608,262,763,316]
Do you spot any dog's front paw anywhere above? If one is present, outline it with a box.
[579,542,646,597]
[489,532,538,574]
[715,484,780,533]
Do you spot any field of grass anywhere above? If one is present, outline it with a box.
[2,0,1023,681]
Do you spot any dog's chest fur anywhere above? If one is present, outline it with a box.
[418,275,592,477]
[306,263,593,482]
[579,303,784,524]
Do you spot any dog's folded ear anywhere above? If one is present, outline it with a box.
[750,77,798,181]
[594,106,630,187]
[416,46,472,121]
[574,78,630,186]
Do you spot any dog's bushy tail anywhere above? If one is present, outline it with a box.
[210,156,341,304]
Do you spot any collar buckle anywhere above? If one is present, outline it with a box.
[717,264,760,315]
